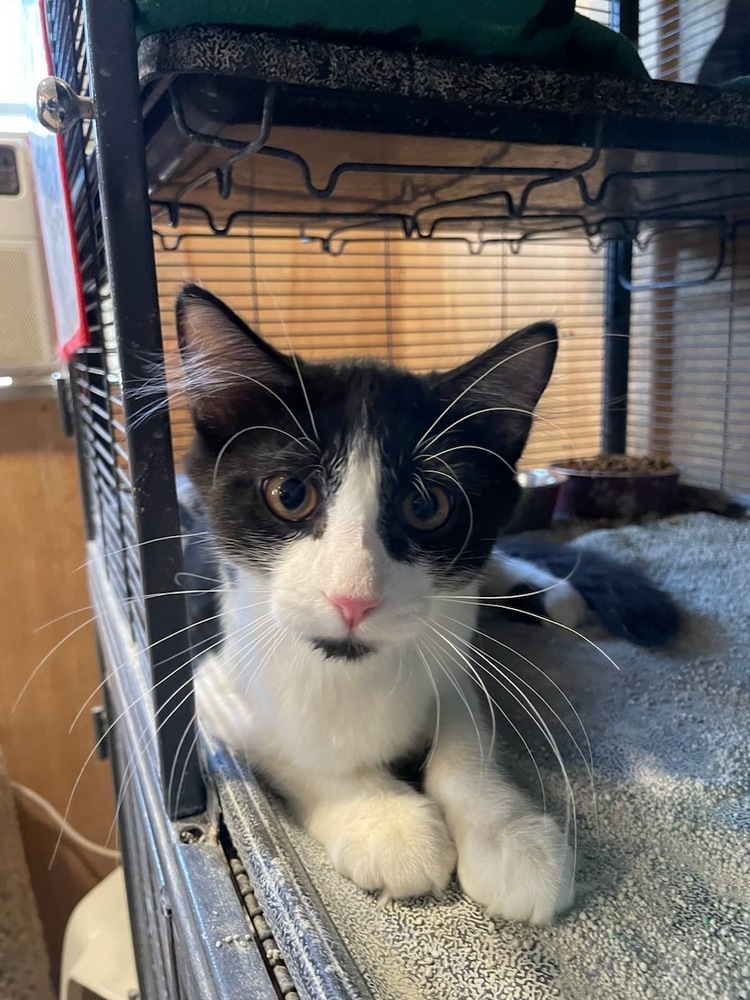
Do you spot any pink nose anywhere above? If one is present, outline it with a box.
[327,594,380,629]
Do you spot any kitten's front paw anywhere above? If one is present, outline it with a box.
[457,813,574,924]
[309,791,457,901]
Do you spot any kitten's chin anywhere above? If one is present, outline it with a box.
[310,637,378,662]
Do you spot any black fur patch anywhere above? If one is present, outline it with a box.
[177,286,556,588]
[177,475,223,659]
[310,637,377,661]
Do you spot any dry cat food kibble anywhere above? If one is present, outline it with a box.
[555,455,678,475]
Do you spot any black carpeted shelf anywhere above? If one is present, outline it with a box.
[139,26,750,244]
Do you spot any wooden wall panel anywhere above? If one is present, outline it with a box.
[0,398,116,986]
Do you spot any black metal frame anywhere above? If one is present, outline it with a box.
[46,0,205,820]
[143,57,750,246]
[603,240,634,452]
[604,0,637,452]
[83,0,205,820]
[618,0,640,43]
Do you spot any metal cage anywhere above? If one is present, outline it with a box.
[40,0,750,996]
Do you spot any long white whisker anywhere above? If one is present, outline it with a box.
[424,619,557,790]
[420,627,496,764]
[423,622,547,812]
[259,274,319,443]
[212,425,314,488]
[14,616,98,714]
[166,607,282,824]
[104,612,276,849]
[31,605,96,632]
[189,362,317,451]
[174,571,223,586]
[19,584,250,714]
[417,406,532,461]
[53,651,204,866]
[412,639,442,769]
[435,597,621,673]
[238,624,287,704]
[417,405,573,462]
[480,547,585,601]
[422,442,516,476]
[417,618,486,765]
[426,459,474,568]
[469,639,578,876]
[436,611,594,788]
[170,722,203,827]
[108,678,205,849]
[427,604,587,879]
[69,532,211,574]
[421,625,498,757]
[67,598,272,733]
[428,617,578,872]
[413,338,557,453]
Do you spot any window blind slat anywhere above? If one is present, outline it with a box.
[155,227,607,470]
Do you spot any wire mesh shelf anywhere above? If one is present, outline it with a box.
[146,78,750,254]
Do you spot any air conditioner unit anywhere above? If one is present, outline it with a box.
[0,132,59,392]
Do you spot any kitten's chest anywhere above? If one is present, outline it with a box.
[215,631,435,775]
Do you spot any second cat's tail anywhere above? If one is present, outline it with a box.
[497,537,682,648]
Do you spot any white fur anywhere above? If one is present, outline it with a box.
[483,553,588,630]
[197,443,574,922]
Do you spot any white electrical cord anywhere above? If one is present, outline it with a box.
[11,780,121,862]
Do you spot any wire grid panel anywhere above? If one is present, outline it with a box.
[628,225,750,500]
[154,225,607,470]
[45,0,151,660]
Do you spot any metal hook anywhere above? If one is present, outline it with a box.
[618,225,728,291]
[168,84,277,209]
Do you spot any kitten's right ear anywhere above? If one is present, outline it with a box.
[175,284,295,432]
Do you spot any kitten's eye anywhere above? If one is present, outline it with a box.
[264,474,318,522]
[401,486,451,531]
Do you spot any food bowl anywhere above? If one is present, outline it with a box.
[550,454,679,521]
[503,467,568,534]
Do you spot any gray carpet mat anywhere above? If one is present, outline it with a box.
[217,512,750,1000]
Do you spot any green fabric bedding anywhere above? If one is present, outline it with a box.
[134,0,649,79]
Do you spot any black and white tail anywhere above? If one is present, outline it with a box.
[492,537,681,648]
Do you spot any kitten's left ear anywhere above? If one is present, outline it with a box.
[175,284,296,434]
[433,322,558,463]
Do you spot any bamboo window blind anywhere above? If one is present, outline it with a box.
[155,0,614,471]
[152,0,749,500]
[155,230,607,471]
[628,0,750,500]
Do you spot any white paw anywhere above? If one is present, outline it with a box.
[457,812,575,924]
[309,791,457,901]
[542,581,587,630]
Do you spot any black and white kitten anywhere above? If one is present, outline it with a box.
[175,285,676,925]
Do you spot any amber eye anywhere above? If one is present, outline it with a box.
[263,474,319,522]
[401,486,451,531]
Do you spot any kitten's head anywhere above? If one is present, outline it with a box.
[177,285,556,661]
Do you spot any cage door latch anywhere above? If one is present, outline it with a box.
[36,77,94,135]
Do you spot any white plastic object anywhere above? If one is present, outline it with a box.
[0,133,58,384]
[59,867,139,1000]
